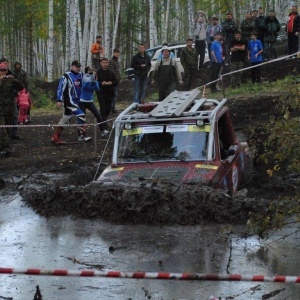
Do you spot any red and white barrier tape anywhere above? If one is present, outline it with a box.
[1,268,300,282]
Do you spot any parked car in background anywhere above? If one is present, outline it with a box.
[125,42,194,80]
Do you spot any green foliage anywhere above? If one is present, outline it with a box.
[30,89,55,110]
[236,76,300,237]
[247,197,300,238]
[253,78,300,174]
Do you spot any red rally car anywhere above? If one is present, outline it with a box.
[97,89,252,194]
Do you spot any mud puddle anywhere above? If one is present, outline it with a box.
[0,193,300,299]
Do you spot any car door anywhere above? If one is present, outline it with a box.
[215,111,241,194]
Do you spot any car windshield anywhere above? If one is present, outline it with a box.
[146,48,160,60]
[117,124,209,162]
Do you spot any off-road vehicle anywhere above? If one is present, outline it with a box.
[98,89,252,194]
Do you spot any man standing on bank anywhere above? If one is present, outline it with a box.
[151,46,183,101]
[131,44,151,104]
[180,38,198,90]
[286,5,300,56]
[96,58,117,129]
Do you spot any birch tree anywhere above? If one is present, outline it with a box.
[69,0,78,61]
[174,0,180,41]
[187,0,194,37]
[149,0,157,48]
[87,0,98,66]
[161,0,170,43]
[104,0,112,57]
[82,0,91,66]
[47,0,54,82]
[112,0,121,52]
[65,0,71,69]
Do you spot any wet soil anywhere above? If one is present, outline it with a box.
[1,58,300,225]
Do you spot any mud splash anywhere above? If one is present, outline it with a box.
[20,180,271,225]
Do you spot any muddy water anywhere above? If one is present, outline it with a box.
[0,193,300,300]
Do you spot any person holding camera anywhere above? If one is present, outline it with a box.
[194,10,208,70]
[0,63,24,156]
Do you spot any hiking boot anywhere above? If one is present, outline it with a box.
[51,135,66,144]
[78,135,92,142]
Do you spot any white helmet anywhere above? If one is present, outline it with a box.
[161,46,171,52]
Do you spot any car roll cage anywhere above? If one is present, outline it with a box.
[112,89,227,164]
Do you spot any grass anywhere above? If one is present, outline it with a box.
[198,75,298,99]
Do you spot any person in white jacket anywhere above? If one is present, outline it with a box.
[193,10,208,69]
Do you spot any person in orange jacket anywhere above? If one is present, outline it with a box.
[90,35,104,69]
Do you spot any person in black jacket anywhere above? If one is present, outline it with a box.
[131,44,151,104]
[264,10,281,60]
[255,7,266,46]
[286,5,300,55]
[96,58,117,129]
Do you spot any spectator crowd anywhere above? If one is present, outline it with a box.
[0,5,299,156]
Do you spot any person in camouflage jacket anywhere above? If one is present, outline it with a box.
[108,48,121,113]
[240,12,256,42]
[0,63,24,156]
[12,61,28,90]
[180,38,198,90]
[221,12,239,63]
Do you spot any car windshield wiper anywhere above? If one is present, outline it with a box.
[118,155,152,164]
[148,154,187,162]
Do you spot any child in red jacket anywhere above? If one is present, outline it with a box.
[17,88,32,124]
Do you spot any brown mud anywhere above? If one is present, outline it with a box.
[1,58,300,225]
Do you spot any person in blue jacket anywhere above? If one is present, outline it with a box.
[79,67,109,138]
[52,60,90,144]
[210,32,223,93]
[248,32,264,83]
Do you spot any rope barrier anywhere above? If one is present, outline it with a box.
[0,118,115,128]
[200,52,300,90]
[1,268,300,282]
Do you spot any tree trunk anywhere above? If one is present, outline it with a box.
[47,0,54,82]
[82,0,91,66]
[187,0,194,38]
[112,0,121,53]
[104,0,111,57]
[149,0,156,48]
[69,0,77,61]
[65,0,71,70]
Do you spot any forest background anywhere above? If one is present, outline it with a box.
[0,0,296,82]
